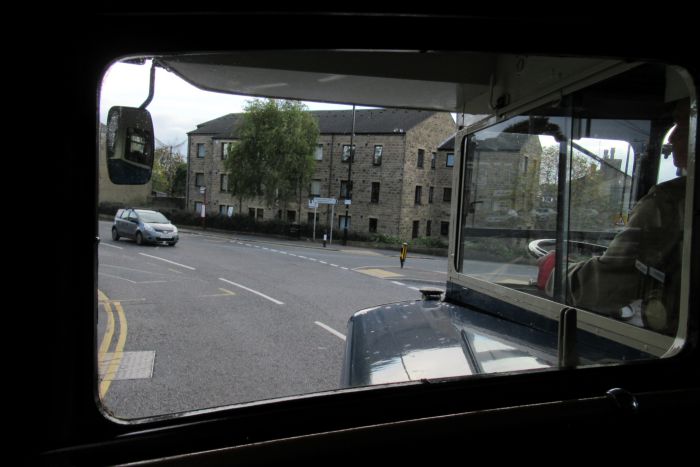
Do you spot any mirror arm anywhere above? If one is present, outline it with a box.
[139,61,157,110]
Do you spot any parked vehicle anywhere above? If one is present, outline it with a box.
[112,208,178,246]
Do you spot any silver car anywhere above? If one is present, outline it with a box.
[112,208,179,246]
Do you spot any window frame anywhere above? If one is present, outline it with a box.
[370,182,380,203]
[373,145,383,165]
[447,66,695,360]
[342,144,355,163]
[41,13,700,466]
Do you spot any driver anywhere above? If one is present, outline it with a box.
[546,97,690,335]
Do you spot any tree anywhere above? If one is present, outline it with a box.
[224,99,320,217]
[153,145,187,196]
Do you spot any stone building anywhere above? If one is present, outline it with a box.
[186,109,455,240]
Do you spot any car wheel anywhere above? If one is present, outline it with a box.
[136,232,144,245]
[112,227,120,241]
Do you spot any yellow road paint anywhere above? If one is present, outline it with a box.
[98,301,115,358]
[341,249,381,256]
[98,291,128,400]
[357,268,404,279]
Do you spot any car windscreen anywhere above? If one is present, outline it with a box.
[137,211,169,223]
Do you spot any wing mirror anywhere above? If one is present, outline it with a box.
[106,106,155,185]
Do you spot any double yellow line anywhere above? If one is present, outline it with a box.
[97,290,128,399]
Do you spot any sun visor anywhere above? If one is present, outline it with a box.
[155,51,626,116]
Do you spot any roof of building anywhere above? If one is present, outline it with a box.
[188,108,444,138]
[437,132,536,152]
[438,135,455,151]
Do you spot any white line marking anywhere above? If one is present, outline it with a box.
[341,267,349,270]
[330,264,338,267]
[408,286,420,291]
[219,278,284,305]
[319,261,327,264]
[314,321,346,341]
[100,242,123,250]
[138,253,196,270]
[391,281,406,286]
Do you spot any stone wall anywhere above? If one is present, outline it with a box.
[186,112,457,239]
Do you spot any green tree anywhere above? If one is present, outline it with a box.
[153,145,186,196]
[224,99,319,216]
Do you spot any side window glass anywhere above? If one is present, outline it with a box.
[459,64,690,340]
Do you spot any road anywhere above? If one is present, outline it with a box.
[97,221,449,419]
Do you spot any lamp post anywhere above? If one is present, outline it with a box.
[343,105,356,246]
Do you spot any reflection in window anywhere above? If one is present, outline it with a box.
[459,65,688,337]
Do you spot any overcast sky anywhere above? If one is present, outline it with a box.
[99,60,358,151]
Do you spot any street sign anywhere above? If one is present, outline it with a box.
[308,200,318,209]
[314,197,337,205]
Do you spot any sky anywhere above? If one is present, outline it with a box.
[99,60,358,151]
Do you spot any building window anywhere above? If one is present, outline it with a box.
[443,187,452,202]
[429,186,434,204]
[195,172,205,187]
[309,179,321,198]
[440,221,449,236]
[219,205,234,217]
[340,180,352,199]
[248,208,255,218]
[342,144,355,162]
[415,186,422,205]
[256,208,264,220]
[412,220,420,238]
[339,215,351,230]
[197,143,206,158]
[373,145,383,165]
[220,174,229,192]
[417,149,425,168]
[431,152,436,169]
[446,153,455,167]
[221,142,233,160]
[426,220,432,237]
[287,210,296,223]
[195,202,204,216]
[369,218,378,233]
[314,144,324,161]
[371,182,380,203]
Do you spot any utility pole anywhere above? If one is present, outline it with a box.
[343,105,356,246]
